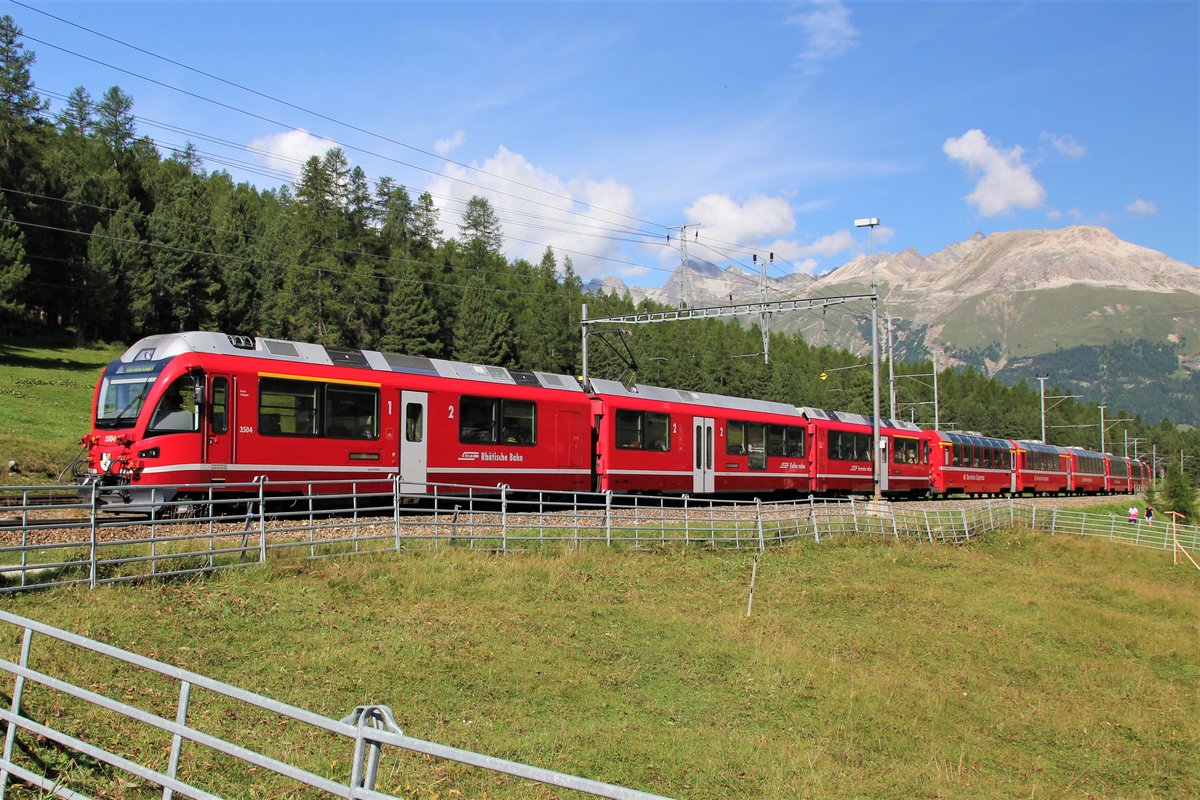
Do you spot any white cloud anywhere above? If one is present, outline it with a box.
[1127,198,1158,217]
[1042,131,1086,160]
[943,129,1046,217]
[434,129,466,156]
[684,193,796,245]
[785,0,860,76]
[248,129,335,177]
[798,230,855,257]
[425,146,640,279]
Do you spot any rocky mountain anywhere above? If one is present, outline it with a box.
[588,226,1200,423]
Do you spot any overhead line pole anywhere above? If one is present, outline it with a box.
[580,294,874,386]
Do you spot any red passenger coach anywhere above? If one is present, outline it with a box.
[1015,440,1070,494]
[589,379,810,496]
[927,431,1016,497]
[1066,447,1107,494]
[81,332,593,508]
[801,409,929,498]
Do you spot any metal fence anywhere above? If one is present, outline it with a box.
[0,609,673,800]
[2,479,1194,594]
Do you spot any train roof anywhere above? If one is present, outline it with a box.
[115,331,586,393]
[928,430,1014,447]
[589,378,804,418]
[799,407,923,433]
[1014,439,1068,454]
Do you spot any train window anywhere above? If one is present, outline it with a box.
[460,396,498,443]
[787,426,806,458]
[405,403,423,443]
[615,409,642,449]
[500,400,537,445]
[893,437,920,465]
[325,385,378,440]
[828,430,871,462]
[210,378,228,435]
[460,396,536,445]
[259,378,318,436]
[615,409,666,451]
[644,412,669,452]
[148,375,200,434]
[746,423,766,470]
[726,421,746,455]
[767,425,786,457]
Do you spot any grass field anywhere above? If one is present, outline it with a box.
[0,338,121,484]
[2,531,1196,799]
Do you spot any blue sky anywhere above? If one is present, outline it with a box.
[11,1,1199,286]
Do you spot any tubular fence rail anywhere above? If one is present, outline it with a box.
[0,479,1196,799]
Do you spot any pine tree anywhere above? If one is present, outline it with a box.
[453,278,512,366]
[95,86,136,152]
[458,195,503,253]
[0,199,29,329]
[1161,462,1196,522]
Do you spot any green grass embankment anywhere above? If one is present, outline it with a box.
[2,531,1196,799]
[0,339,121,484]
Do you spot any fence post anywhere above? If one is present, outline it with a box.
[163,680,192,800]
[393,474,402,552]
[207,485,215,569]
[258,477,268,563]
[925,509,934,544]
[89,481,98,589]
[683,494,690,545]
[962,509,970,542]
[150,487,158,576]
[1,628,34,796]
[810,495,820,543]
[605,491,612,547]
[756,498,766,551]
[851,496,858,532]
[500,484,508,553]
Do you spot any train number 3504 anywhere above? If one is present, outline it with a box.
[239,426,254,434]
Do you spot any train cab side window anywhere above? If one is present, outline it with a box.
[259,378,318,437]
[148,375,199,434]
[325,385,379,440]
[210,378,228,434]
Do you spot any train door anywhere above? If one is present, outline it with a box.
[399,390,428,495]
[204,375,233,469]
[692,416,715,494]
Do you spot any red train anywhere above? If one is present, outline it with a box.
[77,332,1149,509]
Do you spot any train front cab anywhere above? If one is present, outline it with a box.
[82,337,215,508]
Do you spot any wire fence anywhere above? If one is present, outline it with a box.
[1,478,1195,594]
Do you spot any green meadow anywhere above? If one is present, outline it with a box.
[2,531,1196,799]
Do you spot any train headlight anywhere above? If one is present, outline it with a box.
[137,447,160,459]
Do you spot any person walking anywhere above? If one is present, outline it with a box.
[1145,506,1154,525]
[1128,504,1138,524]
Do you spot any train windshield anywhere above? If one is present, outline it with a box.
[94,360,169,429]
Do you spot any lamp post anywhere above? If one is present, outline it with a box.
[855,217,882,499]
